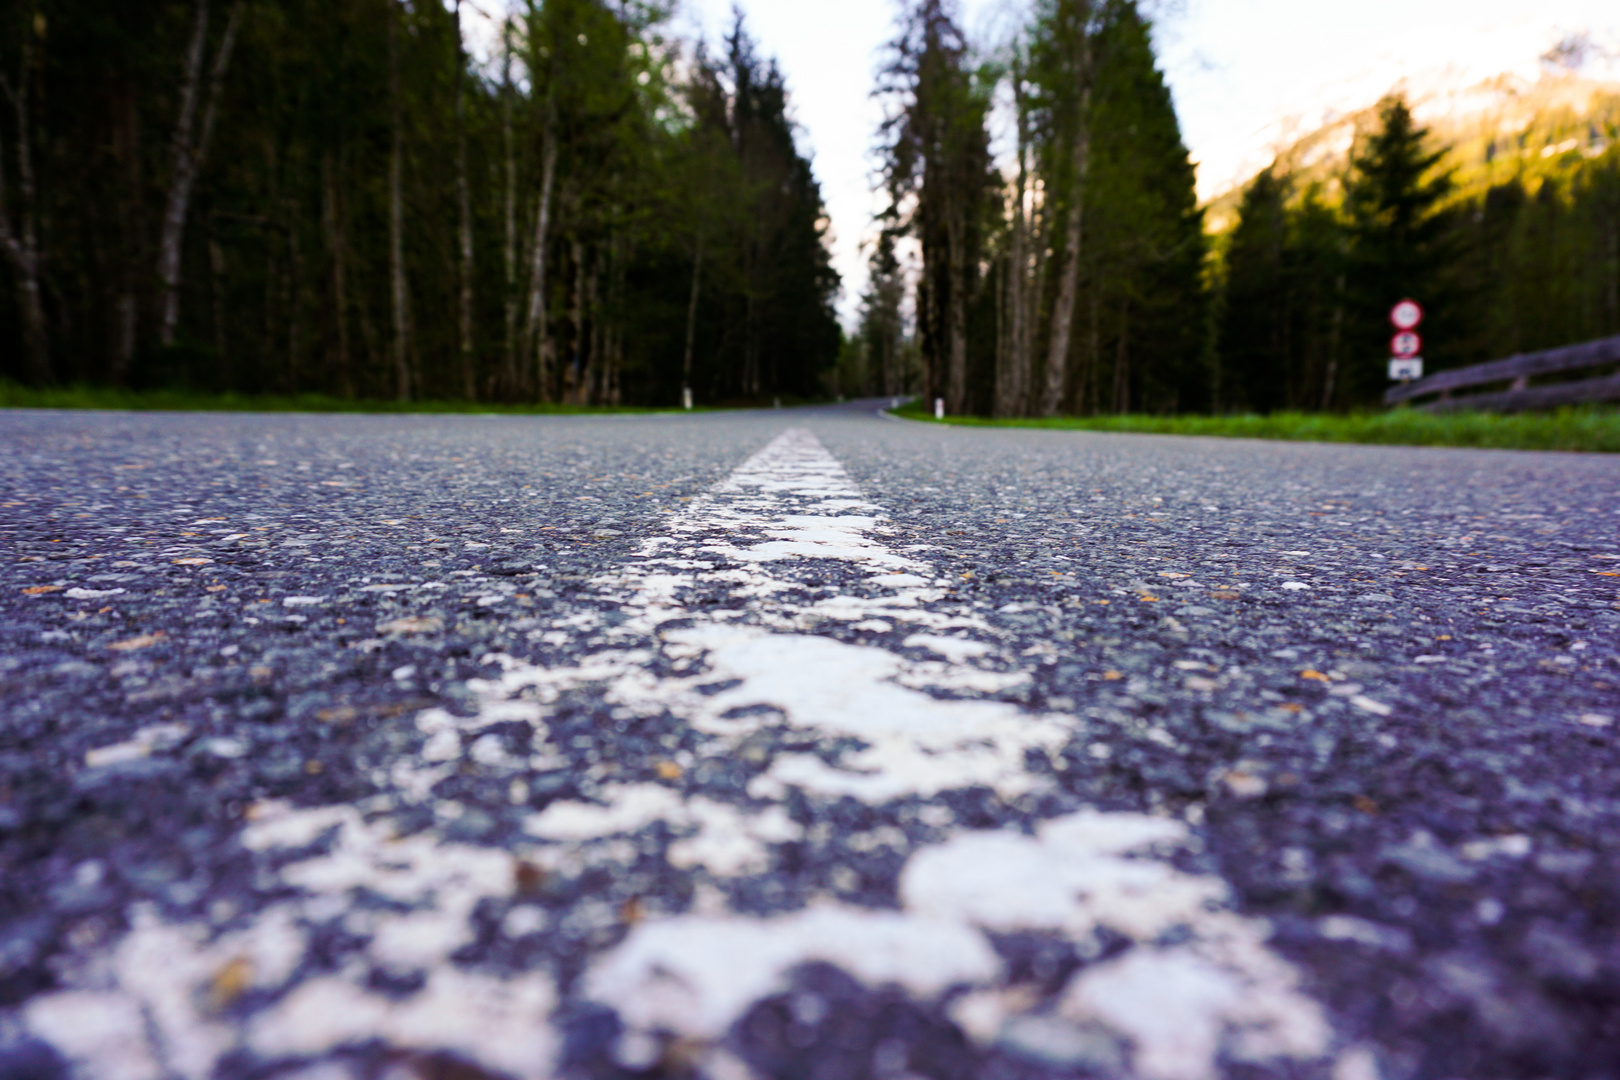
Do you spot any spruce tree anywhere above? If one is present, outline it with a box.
[1073,0,1205,414]
[1287,185,1350,410]
[1217,167,1288,412]
[1343,95,1454,404]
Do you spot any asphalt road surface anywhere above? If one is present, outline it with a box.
[2,401,1619,1080]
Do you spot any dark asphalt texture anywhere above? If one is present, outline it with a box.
[2,401,1619,1080]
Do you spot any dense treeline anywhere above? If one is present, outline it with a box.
[848,0,1620,415]
[855,0,1206,416]
[1219,97,1620,410]
[0,0,840,404]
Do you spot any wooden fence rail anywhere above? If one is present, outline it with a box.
[1384,332,1620,412]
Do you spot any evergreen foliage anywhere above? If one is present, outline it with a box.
[0,0,840,405]
[1217,93,1620,412]
[8,1,1619,418]
[876,0,996,415]
[864,0,1205,417]
[1341,96,1456,404]
[1071,0,1205,415]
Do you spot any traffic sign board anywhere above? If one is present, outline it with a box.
[1390,299,1423,330]
[1389,357,1423,381]
[1391,331,1421,357]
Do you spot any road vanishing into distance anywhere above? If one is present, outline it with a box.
[2,401,1619,1080]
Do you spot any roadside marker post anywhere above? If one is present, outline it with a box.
[934,398,944,420]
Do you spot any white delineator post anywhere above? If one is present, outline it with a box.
[683,387,693,411]
[934,398,945,420]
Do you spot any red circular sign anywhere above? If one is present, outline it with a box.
[1391,331,1421,357]
[1390,299,1424,330]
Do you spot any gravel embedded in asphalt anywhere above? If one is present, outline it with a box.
[1,402,1618,1080]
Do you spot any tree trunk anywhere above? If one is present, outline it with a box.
[682,236,703,400]
[523,104,558,402]
[321,149,351,394]
[285,200,302,390]
[919,237,939,404]
[501,20,518,397]
[1037,1,1092,416]
[387,2,411,400]
[208,218,228,386]
[111,85,142,384]
[1028,178,1048,396]
[1111,294,1129,413]
[0,27,50,383]
[1321,275,1345,410]
[157,0,243,347]
[945,200,968,414]
[453,0,476,400]
[996,66,1031,417]
[567,234,584,403]
[585,246,601,404]
[1082,286,1098,414]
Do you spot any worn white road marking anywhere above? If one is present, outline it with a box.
[26,428,1335,1080]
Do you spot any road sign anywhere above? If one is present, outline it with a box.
[1391,331,1421,357]
[1390,299,1424,330]
[1389,357,1423,381]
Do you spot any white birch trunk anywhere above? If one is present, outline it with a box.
[158,0,243,346]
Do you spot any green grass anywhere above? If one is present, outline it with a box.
[0,381,682,416]
[890,399,1620,452]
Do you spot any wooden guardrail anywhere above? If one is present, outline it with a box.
[1384,332,1620,412]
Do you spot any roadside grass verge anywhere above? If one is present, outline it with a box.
[0,381,678,416]
[890,400,1620,453]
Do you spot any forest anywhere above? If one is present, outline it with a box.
[0,0,839,406]
[850,0,1620,416]
[2,0,1619,414]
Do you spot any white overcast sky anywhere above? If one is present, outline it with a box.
[572,0,1620,324]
